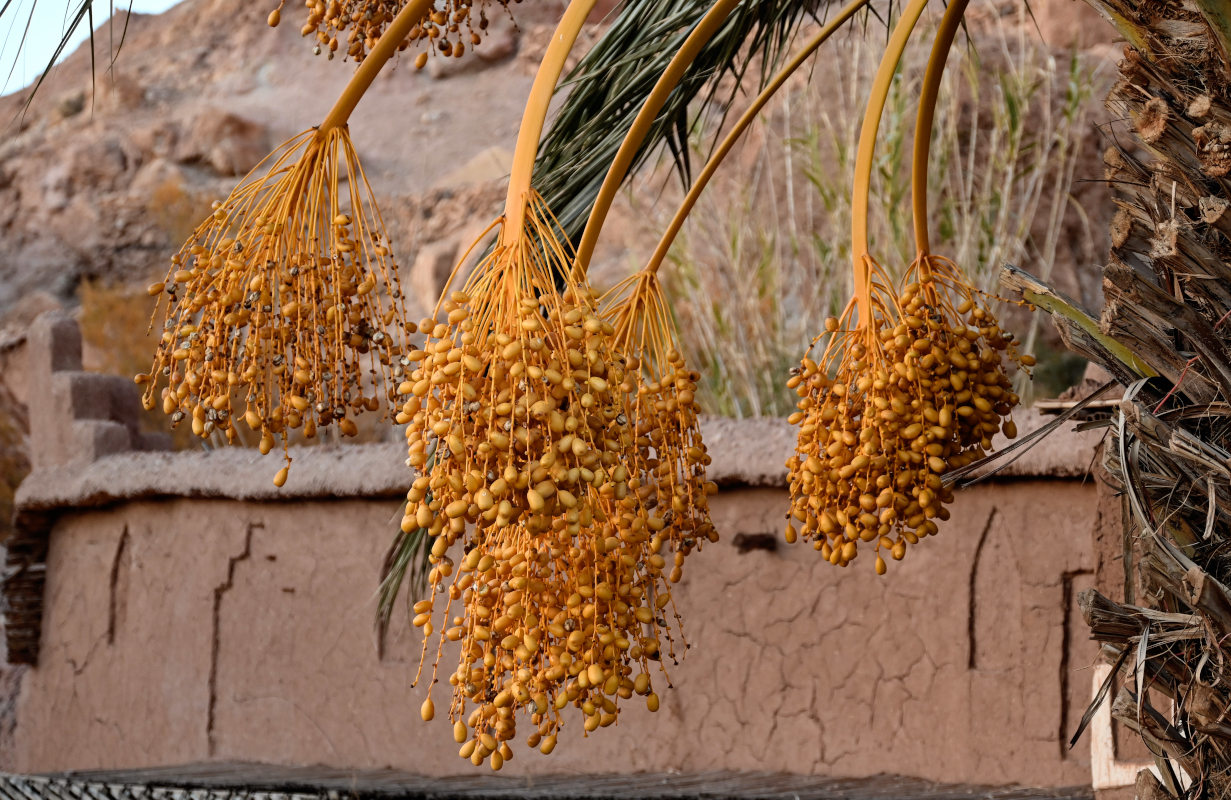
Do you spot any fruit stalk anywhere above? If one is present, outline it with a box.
[851,0,930,326]
[640,0,871,278]
[911,0,969,256]
[317,0,436,135]
[503,0,599,239]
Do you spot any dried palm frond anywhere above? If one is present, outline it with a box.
[1016,3,1231,795]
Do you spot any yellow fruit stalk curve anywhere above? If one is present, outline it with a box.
[847,0,930,323]
[786,0,1033,575]
[142,0,436,481]
[638,0,872,279]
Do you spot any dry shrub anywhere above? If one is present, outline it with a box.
[146,174,213,246]
[79,278,163,381]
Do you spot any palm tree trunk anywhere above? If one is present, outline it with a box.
[1036,2,1231,796]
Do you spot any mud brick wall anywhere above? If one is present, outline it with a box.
[2,312,1105,788]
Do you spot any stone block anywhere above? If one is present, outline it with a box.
[60,373,131,423]
[136,432,174,452]
[25,312,152,467]
[474,11,519,64]
[175,110,269,177]
[75,421,134,463]
[28,312,82,376]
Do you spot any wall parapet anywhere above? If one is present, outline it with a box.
[13,413,1101,520]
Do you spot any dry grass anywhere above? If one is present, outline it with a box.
[79,278,164,382]
[655,7,1105,416]
[145,173,214,247]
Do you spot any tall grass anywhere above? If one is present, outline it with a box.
[657,7,1104,417]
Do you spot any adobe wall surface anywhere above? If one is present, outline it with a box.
[11,480,1097,786]
[3,313,1105,787]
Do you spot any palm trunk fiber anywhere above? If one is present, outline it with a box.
[1036,3,1231,797]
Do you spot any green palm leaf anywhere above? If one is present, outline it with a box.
[2,1,135,114]
[532,0,831,248]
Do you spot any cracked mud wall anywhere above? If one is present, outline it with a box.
[10,481,1097,786]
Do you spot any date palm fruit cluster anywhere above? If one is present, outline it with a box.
[602,269,719,578]
[786,253,1030,573]
[270,0,518,64]
[783,0,1034,574]
[140,127,409,480]
[401,193,713,767]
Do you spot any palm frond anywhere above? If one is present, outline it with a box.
[375,500,432,657]
[3,1,134,115]
[532,0,835,248]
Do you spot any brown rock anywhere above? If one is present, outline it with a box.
[407,240,459,310]
[426,51,477,80]
[129,157,186,199]
[128,119,180,161]
[92,73,146,112]
[433,146,512,188]
[174,109,269,176]
[474,9,520,64]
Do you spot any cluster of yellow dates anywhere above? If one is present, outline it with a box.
[270,0,518,63]
[398,197,716,768]
[141,129,409,480]
[786,256,1031,573]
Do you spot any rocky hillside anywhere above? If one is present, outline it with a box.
[0,0,613,329]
